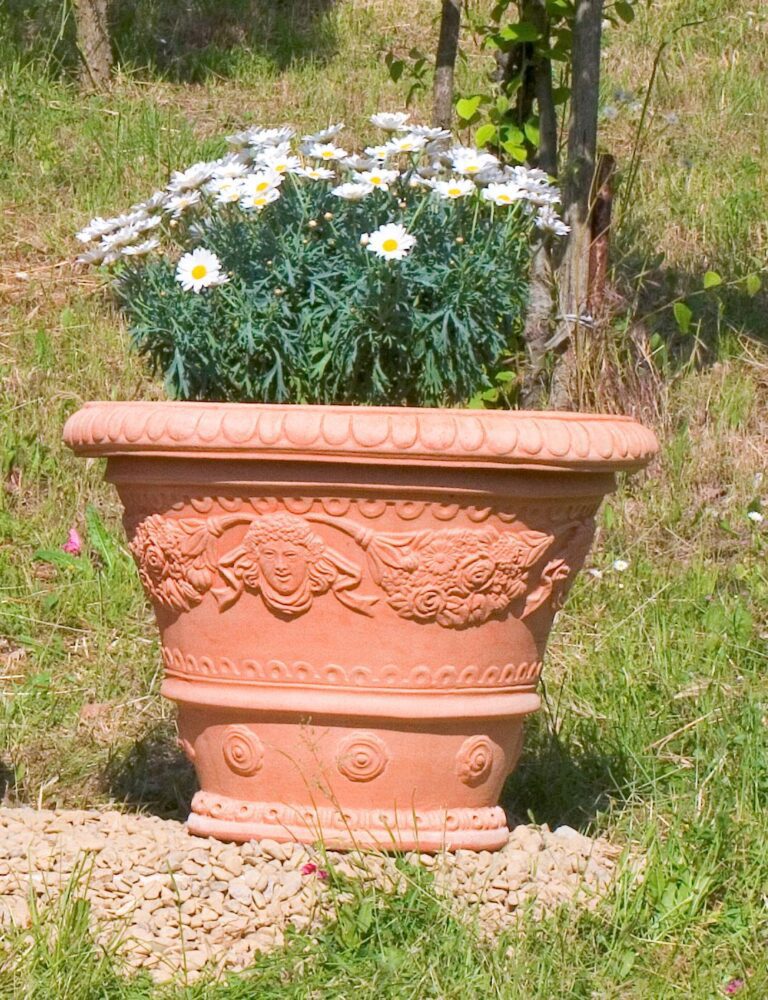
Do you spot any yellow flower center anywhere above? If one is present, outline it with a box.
[191,265,207,280]
[382,239,399,252]
[448,187,461,197]
[371,176,382,184]
[256,181,269,191]
[498,194,511,203]
[321,151,334,159]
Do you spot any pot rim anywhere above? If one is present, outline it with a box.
[63,400,658,472]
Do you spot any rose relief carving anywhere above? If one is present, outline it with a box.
[222,725,264,776]
[455,736,496,787]
[129,514,222,613]
[336,732,389,782]
[129,505,594,626]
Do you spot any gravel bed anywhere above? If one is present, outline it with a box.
[0,808,623,982]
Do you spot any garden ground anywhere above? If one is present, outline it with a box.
[0,0,766,996]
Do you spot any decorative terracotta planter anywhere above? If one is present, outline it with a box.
[64,402,657,851]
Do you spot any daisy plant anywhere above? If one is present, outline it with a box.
[75,115,569,407]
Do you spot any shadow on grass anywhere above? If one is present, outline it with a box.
[4,0,340,82]
[104,721,196,819]
[503,710,631,832]
[613,235,768,360]
[0,759,17,800]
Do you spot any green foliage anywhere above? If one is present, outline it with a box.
[115,177,533,407]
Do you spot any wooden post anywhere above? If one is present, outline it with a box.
[588,153,616,318]
[75,0,112,90]
[432,0,462,129]
[519,0,559,409]
[549,0,603,410]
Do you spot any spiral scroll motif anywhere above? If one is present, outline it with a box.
[336,732,389,782]
[222,725,264,776]
[455,735,496,787]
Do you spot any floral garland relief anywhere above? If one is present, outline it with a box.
[129,509,595,627]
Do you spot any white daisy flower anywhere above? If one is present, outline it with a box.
[301,122,345,143]
[240,171,283,199]
[257,145,301,174]
[341,155,376,171]
[207,177,243,205]
[384,134,427,155]
[527,187,561,207]
[503,166,560,205]
[365,222,416,261]
[295,166,336,181]
[121,238,160,257]
[75,217,116,243]
[227,126,295,149]
[417,162,444,179]
[112,209,151,228]
[611,558,630,572]
[76,243,113,264]
[307,142,348,162]
[136,190,169,212]
[450,147,499,176]
[241,187,281,211]
[506,164,552,186]
[165,190,202,218]
[409,125,452,142]
[136,215,162,232]
[353,168,399,191]
[481,182,526,207]
[535,205,570,236]
[175,248,229,292]
[331,182,373,202]
[212,157,250,181]
[101,224,145,250]
[364,145,392,162]
[747,510,764,523]
[79,209,146,243]
[167,161,217,194]
[370,111,411,131]
[432,177,475,200]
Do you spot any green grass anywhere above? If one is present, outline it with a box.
[1,0,767,996]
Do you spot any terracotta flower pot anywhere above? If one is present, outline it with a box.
[63,402,657,851]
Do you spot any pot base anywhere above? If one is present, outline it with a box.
[187,791,510,852]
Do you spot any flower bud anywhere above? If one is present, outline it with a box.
[323,212,334,221]
[455,236,465,245]
[308,219,318,229]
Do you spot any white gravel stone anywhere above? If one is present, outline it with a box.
[0,807,627,984]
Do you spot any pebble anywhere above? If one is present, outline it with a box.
[0,807,625,984]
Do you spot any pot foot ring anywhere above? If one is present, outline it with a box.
[188,791,510,853]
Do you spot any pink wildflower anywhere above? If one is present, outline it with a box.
[301,862,328,879]
[62,528,82,555]
[724,980,744,996]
